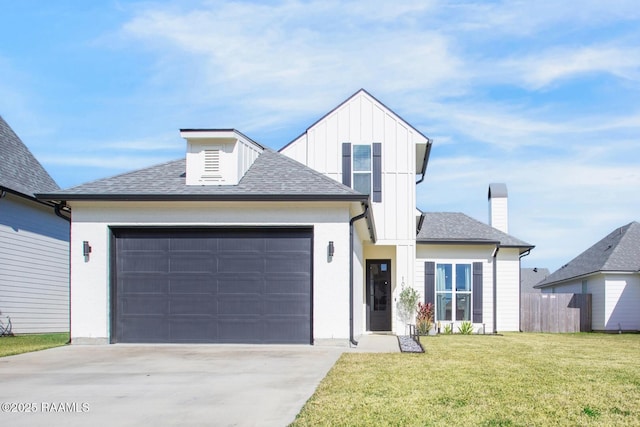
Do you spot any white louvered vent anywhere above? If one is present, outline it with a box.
[202,149,221,180]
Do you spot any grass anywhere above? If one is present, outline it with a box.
[0,333,69,357]
[292,333,640,426]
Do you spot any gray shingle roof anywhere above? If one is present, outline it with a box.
[416,212,533,249]
[521,268,550,293]
[37,148,365,201]
[0,116,59,197]
[536,221,640,287]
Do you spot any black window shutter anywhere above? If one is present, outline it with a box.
[372,143,382,202]
[424,262,435,305]
[342,143,351,187]
[473,262,483,323]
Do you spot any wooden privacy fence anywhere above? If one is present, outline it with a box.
[521,293,592,333]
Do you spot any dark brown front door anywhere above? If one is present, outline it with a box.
[366,260,391,331]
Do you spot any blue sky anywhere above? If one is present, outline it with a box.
[1,0,639,272]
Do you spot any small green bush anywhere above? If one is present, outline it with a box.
[458,321,474,335]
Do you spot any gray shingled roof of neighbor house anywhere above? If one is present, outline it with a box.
[521,268,550,293]
[0,116,60,197]
[536,221,640,288]
[37,148,366,201]
[417,212,533,249]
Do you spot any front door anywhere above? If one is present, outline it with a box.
[366,260,392,331]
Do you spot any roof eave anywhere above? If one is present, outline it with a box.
[2,185,57,208]
[535,268,640,289]
[36,192,369,203]
[417,239,501,246]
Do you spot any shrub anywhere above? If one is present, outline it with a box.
[458,321,474,335]
[416,302,434,335]
[396,285,420,328]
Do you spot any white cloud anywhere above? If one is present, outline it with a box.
[500,45,640,89]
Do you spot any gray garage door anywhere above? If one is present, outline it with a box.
[112,228,312,344]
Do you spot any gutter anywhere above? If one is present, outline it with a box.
[349,201,370,347]
[416,139,432,184]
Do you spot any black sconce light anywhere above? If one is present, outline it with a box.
[83,241,92,259]
[328,241,335,259]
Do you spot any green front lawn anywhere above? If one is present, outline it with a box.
[292,333,640,426]
[0,333,69,357]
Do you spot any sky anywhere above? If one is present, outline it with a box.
[1,0,639,272]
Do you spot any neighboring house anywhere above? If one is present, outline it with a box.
[521,268,549,293]
[535,221,640,332]
[415,186,534,333]
[0,116,70,333]
[38,89,532,345]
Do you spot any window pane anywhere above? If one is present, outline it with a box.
[456,264,471,291]
[436,292,452,321]
[436,264,452,291]
[456,293,471,321]
[353,173,371,195]
[353,145,371,171]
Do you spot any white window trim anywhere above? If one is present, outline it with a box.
[435,261,473,323]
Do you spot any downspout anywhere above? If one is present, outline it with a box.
[492,245,499,334]
[518,248,532,333]
[54,202,71,222]
[54,201,72,343]
[349,202,370,347]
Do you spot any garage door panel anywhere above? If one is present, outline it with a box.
[218,255,264,273]
[119,316,169,342]
[120,253,169,273]
[120,275,169,294]
[264,295,310,315]
[169,238,218,252]
[219,238,263,252]
[218,276,263,294]
[169,297,217,316]
[168,275,215,294]
[170,319,218,342]
[266,238,311,252]
[265,274,310,294]
[218,295,262,315]
[264,317,311,343]
[121,296,167,315]
[266,254,311,273]
[119,237,169,251]
[113,228,312,344]
[169,253,216,273]
[217,318,263,343]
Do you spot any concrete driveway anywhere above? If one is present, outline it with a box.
[0,344,344,427]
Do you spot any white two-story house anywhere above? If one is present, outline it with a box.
[39,89,532,345]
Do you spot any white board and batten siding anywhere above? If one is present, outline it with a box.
[281,90,426,243]
[0,194,69,333]
[281,90,427,336]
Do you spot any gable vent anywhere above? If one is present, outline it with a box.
[202,148,222,181]
[204,149,221,174]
